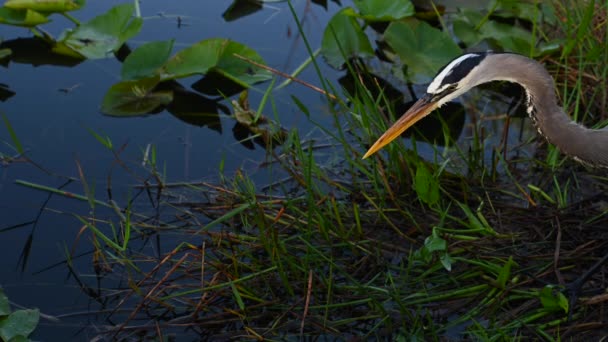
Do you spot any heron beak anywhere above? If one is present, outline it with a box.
[362,94,438,159]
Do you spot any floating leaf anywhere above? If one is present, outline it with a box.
[321,7,374,69]
[54,3,142,59]
[353,0,414,21]
[4,0,84,12]
[0,7,49,27]
[121,40,174,80]
[0,309,39,341]
[384,18,461,82]
[453,8,533,55]
[161,38,272,87]
[101,77,173,116]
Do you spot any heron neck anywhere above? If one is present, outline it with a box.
[481,53,608,166]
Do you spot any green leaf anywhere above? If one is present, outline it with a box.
[321,7,374,69]
[439,252,453,271]
[0,289,10,316]
[414,165,439,205]
[0,309,39,341]
[55,3,142,59]
[353,0,414,21]
[121,40,174,80]
[101,77,173,116]
[0,7,49,27]
[493,0,540,23]
[480,20,533,55]
[4,0,84,12]
[452,9,484,47]
[424,230,446,253]
[453,8,533,55]
[161,38,272,87]
[384,18,461,82]
[539,285,569,313]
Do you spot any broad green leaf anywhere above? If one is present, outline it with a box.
[0,309,39,341]
[353,0,414,21]
[493,0,540,23]
[414,165,439,205]
[321,7,374,69]
[539,285,569,313]
[121,40,174,80]
[453,8,533,55]
[0,289,10,316]
[0,7,49,27]
[4,0,84,12]
[384,18,461,82]
[55,3,142,59]
[424,233,446,253]
[453,9,484,47]
[161,38,272,87]
[480,20,533,55]
[101,77,173,116]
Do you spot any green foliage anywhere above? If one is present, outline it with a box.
[4,0,84,12]
[160,38,271,85]
[384,18,462,81]
[413,165,439,205]
[0,6,48,26]
[352,0,414,21]
[121,40,175,80]
[54,3,142,59]
[102,38,272,116]
[539,285,569,313]
[320,7,374,69]
[0,289,39,341]
[101,76,173,116]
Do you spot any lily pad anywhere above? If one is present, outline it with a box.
[321,7,374,69]
[54,3,142,59]
[101,77,173,116]
[121,40,174,80]
[0,7,49,27]
[161,38,272,87]
[4,0,84,12]
[384,18,461,82]
[0,309,39,341]
[353,0,414,21]
[453,8,534,55]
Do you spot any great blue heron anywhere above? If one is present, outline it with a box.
[363,52,608,166]
[363,51,607,308]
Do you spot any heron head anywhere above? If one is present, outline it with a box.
[363,53,489,159]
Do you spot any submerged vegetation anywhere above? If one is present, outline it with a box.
[2,0,608,340]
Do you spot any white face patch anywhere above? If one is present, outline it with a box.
[427,53,481,94]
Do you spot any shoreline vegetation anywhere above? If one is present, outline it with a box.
[2,0,608,340]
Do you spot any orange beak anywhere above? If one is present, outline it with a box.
[362,94,438,159]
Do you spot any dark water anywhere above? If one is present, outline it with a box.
[1,1,341,339]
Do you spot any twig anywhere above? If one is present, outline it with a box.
[233,53,338,101]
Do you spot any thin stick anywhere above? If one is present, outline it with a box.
[233,53,338,101]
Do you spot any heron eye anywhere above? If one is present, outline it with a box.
[432,84,458,101]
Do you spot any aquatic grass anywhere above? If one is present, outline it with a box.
[23,0,608,340]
